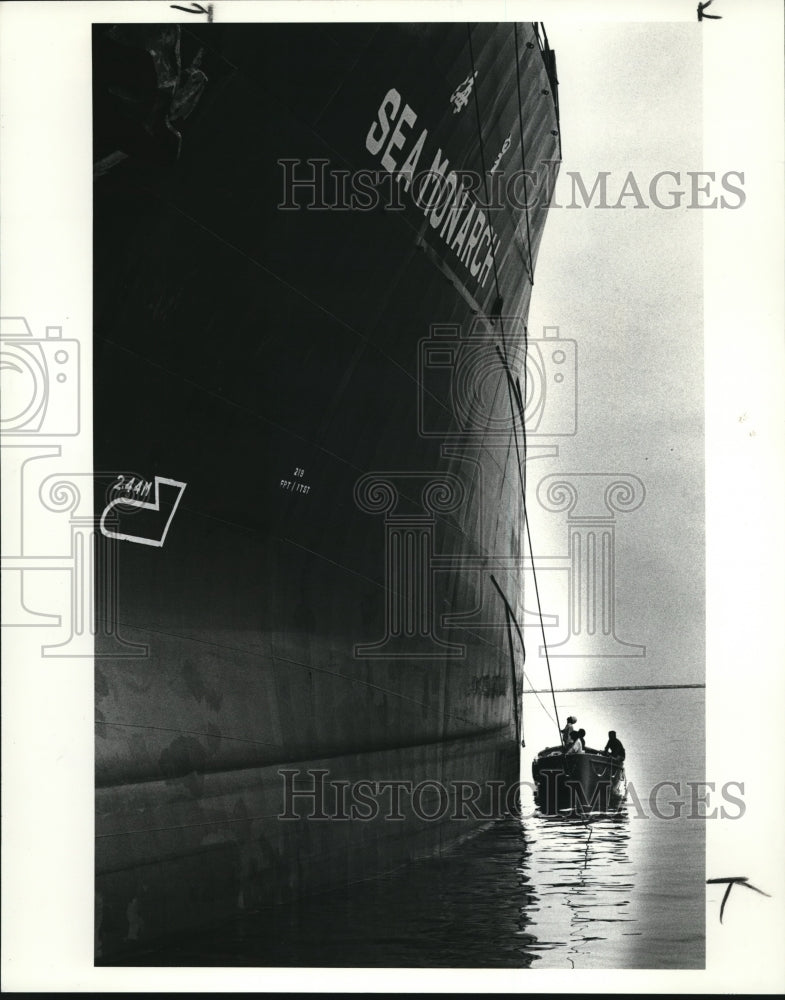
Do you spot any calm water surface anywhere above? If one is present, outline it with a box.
[114,688,704,969]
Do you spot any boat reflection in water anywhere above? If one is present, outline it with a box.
[522,805,636,968]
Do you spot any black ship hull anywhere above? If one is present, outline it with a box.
[93,21,562,957]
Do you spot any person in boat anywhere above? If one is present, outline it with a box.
[565,728,585,755]
[561,715,577,746]
[604,730,626,761]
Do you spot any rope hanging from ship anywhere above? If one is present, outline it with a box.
[466,22,563,750]
[469,27,599,856]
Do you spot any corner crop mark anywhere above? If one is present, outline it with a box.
[100,476,187,547]
[707,876,771,923]
[170,2,214,21]
[697,1,722,21]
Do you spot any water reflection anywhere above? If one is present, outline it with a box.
[100,690,704,968]
[109,808,643,968]
[520,805,640,967]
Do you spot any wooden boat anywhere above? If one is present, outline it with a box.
[532,744,626,813]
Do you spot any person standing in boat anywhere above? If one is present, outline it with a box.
[604,730,626,761]
[561,715,577,746]
[566,728,585,754]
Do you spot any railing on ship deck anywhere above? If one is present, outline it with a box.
[534,21,562,160]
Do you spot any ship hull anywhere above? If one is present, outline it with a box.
[93,21,561,958]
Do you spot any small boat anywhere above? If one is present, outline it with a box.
[532,743,626,814]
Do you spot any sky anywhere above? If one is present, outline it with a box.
[524,23,705,689]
